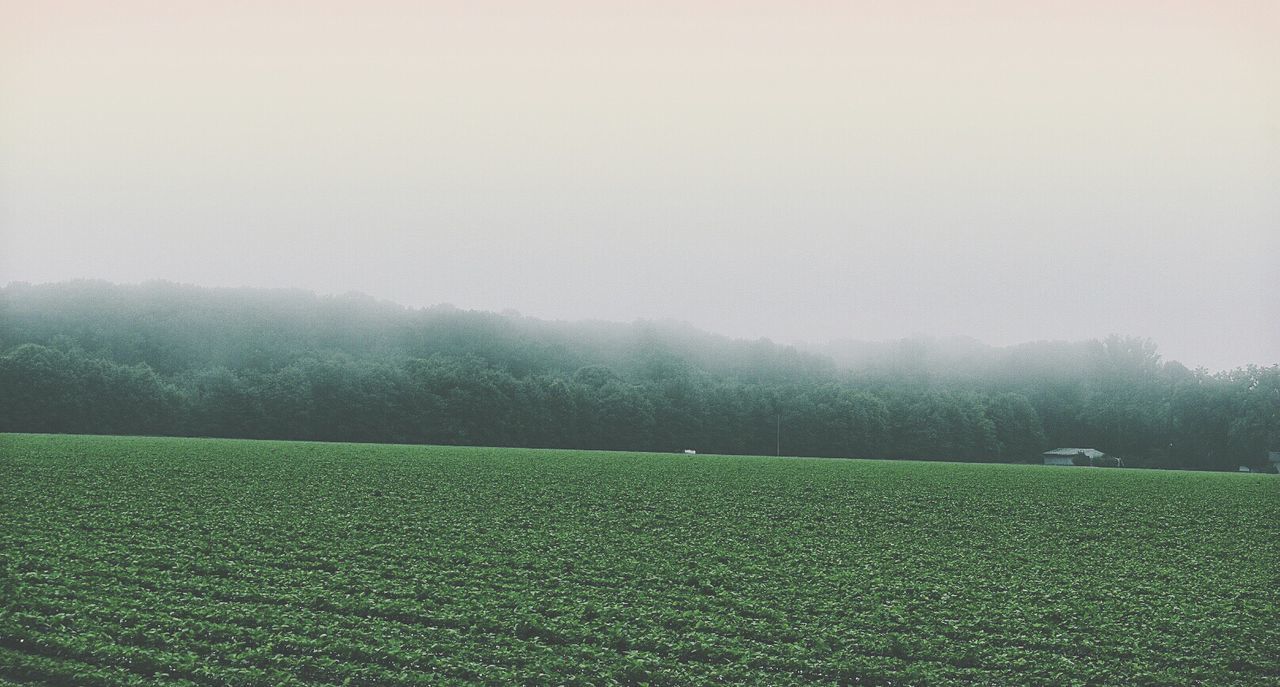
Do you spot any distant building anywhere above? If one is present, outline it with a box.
[1239,466,1253,473]
[1042,448,1106,466]
[1269,451,1280,473]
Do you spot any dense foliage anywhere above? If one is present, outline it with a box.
[2,281,1277,468]
[2,434,1277,685]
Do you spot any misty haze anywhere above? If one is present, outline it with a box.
[3,4,1278,371]
[2,3,1277,686]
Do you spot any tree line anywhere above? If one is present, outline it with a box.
[1,281,1276,470]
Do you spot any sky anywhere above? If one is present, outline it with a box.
[2,1,1277,371]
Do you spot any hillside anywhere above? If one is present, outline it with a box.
[2,280,1276,468]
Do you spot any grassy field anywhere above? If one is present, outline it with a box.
[1,434,1277,686]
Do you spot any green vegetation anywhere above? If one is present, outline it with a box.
[3,433,1277,685]
[3,281,1278,470]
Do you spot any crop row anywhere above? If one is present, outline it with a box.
[2,434,1277,685]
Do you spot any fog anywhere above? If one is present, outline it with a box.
[2,2,1277,371]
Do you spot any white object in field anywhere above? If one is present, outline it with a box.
[1041,447,1105,466]
[683,449,697,455]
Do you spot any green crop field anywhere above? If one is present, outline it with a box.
[1,434,1277,686]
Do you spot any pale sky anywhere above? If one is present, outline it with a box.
[2,1,1277,371]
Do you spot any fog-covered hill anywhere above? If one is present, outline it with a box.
[2,280,1276,469]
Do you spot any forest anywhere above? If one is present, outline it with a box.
[1,280,1276,470]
